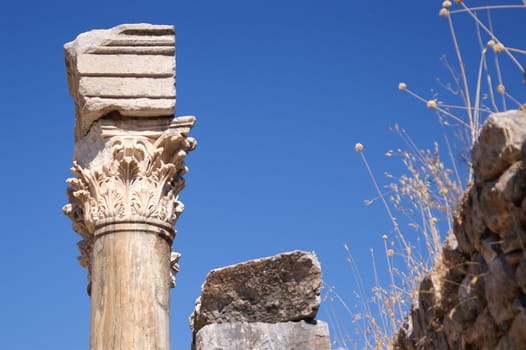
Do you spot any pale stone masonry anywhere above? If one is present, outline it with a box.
[64,23,177,139]
[190,251,331,350]
[63,24,195,350]
[194,321,331,349]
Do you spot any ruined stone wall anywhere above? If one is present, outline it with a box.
[395,110,526,349]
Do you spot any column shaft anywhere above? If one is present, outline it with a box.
[90,228,170,350]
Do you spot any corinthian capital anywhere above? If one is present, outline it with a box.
[63,116,195,289]
[64,116,196,239]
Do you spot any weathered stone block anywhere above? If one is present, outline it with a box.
[190,251,321,333]
[193,321,330,350]
[78,77,175,98]
[502,229,526,254]
[472,110,526,184]
[486,256,519,324]
[508,309,526,346]
[469,187,487,251]
[464,308,499,349]
[480,236,500,264]
[477,164,522,236]
[76,54,174,76]
[456,273,485,324]
[417,276,437,330]
[64,23,176,139]
[453,187,478,254]
[516,256,526,293]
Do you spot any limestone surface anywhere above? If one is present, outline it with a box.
[193,321,330,350]
[190,251,321,333]
[64,24,176,139]
[472,110,526,183]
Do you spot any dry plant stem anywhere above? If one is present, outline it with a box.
[370,249,389,335]
[446,13,475,145]
[442,193,453,233]
[476,22,500,112]
[473,50,486,132]
[325,282,355,322]
[436,103,490,111]
[322,285,351,349]
[441,125,464,188]
[480,5,504,112]
[344,245,376,343]
[396,125,463,195]
[359,150,420,287]
[449,4,525,13]
[359,152,402,240]
[504,91,523,107]
[460,3,524,71]
[382,240,404,325]
[494,50,507,110]
[507,47,526,54]
[403,88,470,127]
[324,291,350,349]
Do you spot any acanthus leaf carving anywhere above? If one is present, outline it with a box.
[170,251,181,289]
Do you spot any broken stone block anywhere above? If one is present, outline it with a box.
[64,23,176,139]
[193,321,330,350]
[190,251,321,333]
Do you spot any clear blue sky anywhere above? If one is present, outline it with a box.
[0,1,524,349]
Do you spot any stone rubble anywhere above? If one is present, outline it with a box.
[190,250,330,350]
[394,110,526,349]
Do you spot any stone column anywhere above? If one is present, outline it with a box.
[63,24,195,350]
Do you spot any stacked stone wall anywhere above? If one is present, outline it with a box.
[395,110,526,349]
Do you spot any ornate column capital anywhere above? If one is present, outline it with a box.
[64,116,195,241]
